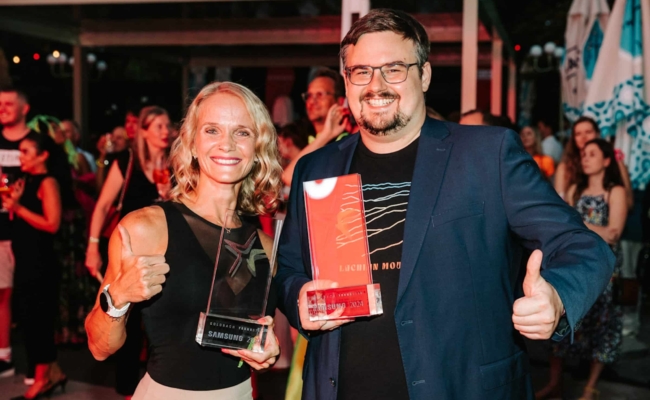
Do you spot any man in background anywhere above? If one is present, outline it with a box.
[537,116,563,165]
[281,68,352,186]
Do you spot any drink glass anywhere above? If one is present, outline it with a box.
[152,154,170,201]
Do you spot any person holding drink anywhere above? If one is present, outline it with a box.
[85,81,282,399]
[85,105,171,399]
[2,132,67,399]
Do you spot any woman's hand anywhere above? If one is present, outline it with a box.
[85,245,103,279]
[1,179,25,211]
[108,224,169,308]
[221,316,280,370]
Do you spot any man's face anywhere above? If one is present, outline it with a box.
[125,112,139,140]
[344,31,431,137]
[61,121,79,144]
[0,92,29,127]
[305,77,338,125]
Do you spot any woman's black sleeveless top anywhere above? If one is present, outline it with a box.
[140,201,275,390]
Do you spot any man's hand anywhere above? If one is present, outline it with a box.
[298,280,354,331]
[321,104,349,142]
[512,250,564,340]
[110,224,170,308]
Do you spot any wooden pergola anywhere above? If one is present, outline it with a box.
[0,0,517,129]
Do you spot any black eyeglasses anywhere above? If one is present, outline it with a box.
[301,91,334,102]
[345,62,420,85]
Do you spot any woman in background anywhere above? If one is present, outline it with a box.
[85,105,171,399]
[555,116,633,209]
[519,126,555,179]
[2,132,67,399]
[537,139,626,400]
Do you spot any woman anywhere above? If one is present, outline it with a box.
[85,81,282,399]
[85,105,171,398]
[2,132,67,399]
[554,116,633,209]
[519,126,555,179]
[536,139,625,400]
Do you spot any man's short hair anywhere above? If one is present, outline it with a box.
[0,86,29,104]
[340,9,430,69]
[309,68,345,99]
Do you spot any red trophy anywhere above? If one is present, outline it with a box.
[303,174,382,321]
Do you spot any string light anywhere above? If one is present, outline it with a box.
[12,56,20,64]
[53,50,60,58]
[33,53,40,60]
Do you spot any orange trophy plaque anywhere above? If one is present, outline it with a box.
[303,174,383,321]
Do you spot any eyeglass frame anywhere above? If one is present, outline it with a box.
[301,91,335,102]
[344,62,421,86]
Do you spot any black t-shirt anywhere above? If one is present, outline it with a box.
[0,133,25,241]
[337,137,419,400]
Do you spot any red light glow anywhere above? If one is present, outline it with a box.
[514,45,521,52]
[33,53,40,60]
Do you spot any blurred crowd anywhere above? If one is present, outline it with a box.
[0,62,647,400]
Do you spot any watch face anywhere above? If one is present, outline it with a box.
[100,291,109,313]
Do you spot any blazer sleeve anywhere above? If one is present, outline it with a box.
[274,157,312,338]
[498,129,615,342]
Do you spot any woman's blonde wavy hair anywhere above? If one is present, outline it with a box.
[169,81,283,215]
[134,105,168,172]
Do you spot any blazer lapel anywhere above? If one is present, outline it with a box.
[397,118,452,304]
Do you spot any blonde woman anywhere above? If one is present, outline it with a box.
[85,105,171,398]
[519,126,555,179]
[85,81,282,399]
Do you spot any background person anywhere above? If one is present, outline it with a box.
[520,126,555,179]
[85,81,281,399]
[538,139,626,400]
[2,132,67,400]
[555,116,633,209]
[85,105,171,399]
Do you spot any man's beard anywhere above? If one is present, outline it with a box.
[358,92,411,136]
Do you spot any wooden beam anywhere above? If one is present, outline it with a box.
[0,12,78,44]
[0,0,267,5]
[507,59,517,123]
[461,0,478,113]
[77,14,491,47]
[491,27,503,116]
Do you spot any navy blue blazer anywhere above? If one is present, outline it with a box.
[275,117,615,400]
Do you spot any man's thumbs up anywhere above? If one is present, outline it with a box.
[512,250,565,340]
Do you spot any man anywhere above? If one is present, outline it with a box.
[0,87,32,378]
[281,68,351,186]
[61,119,96,173]
[537,116,563,165]
[275,9,615,400]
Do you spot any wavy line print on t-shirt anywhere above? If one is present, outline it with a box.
[362,182,411,255]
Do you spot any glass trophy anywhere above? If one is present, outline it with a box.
[196,212,283,353]
[303,173,382,321]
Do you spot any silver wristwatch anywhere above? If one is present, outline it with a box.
[100,284,131,318]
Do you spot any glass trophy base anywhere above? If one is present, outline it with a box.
[306,283,383,321]
[196,312,267,353]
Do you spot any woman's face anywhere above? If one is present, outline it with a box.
[581,143,609,175]
[519,127,536,149]
[193,92,257,186]
[573,121,598,150]
[142,114,171,150]
[18,140,48,174]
